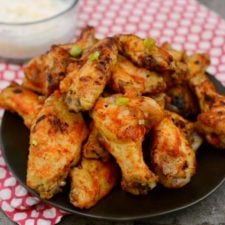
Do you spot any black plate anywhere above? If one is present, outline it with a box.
[1,75,225,221]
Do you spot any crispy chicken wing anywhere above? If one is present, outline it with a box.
[110,55,166,97]
[83,125,111,161]
[0,82,43,128]
[115,34,173,72]
[187,54,225,148]
[70,158,118,209]
[151,116,196,188]
[61,38,118,112]
[92,94,164,195]
[23,26,97,95]
[27,91,88,199]
[23,46,73,95]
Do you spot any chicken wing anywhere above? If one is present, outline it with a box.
[186,54,225,148]
[27,91,88,199]
[70,158,118,209]
[0,82,44,128]
[23,46,73,95]
[23,26,97,95]
[92,94,163,195]
[110,55,166,97]
[61,38,118,112]
[151,116,196,188]
[114,34,173,72]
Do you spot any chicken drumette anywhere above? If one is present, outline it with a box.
[70,158,118,209]
[92,94,164,195]
[150,115,197,188]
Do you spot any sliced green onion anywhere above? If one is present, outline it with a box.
[69,45,83,57]
[138,119,145,125]
[31,139,38,146]
[115,97,129,106]
[143,38,156,51]
[88,51,100,61]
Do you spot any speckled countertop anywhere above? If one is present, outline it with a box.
[1,0,225,224]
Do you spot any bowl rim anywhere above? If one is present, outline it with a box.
[0,0,79,26]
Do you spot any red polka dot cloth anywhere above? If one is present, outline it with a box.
[0,0,225,224]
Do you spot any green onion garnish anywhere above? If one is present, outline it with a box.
[70,45,83,58]
[31,139,38,146]
[88,51,100,61]
[115,97,129,106]
[143,38,156,51]
[138,119,145,125]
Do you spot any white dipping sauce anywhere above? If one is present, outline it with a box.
[0,0,77,60]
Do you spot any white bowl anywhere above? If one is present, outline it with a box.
[0,0,79,63]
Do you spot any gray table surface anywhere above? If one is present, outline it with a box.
[1,0,225,224]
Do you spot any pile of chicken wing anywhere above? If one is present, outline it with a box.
[1,26,225,209]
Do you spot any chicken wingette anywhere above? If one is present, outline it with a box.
[110,55,166,97]
[92,94,163,195]
[0,82,43,128]
[61,37,118,112]
[23,26,97,95]
[27,91,88,199]
[70,158,118,209]
[151,115,196,188]
[114,34,173,72]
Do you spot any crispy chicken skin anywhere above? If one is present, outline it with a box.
[115,34,173,72]
[187,53,210,78]
[59,26,97,51]
[61,38,118,112]
[161,42,188,88]
[166,84,199,118]
[70,158,118,209]
[0,82,43,128]
[161,42,186,62]
[110,55,166,97]
[27,91,88,199]
[92,94,163,195]
[23,26,97,95]
[23,46,72,95]
[83,125,111,161]
[165,111,203,152]
[150,93,167,109]
[186,54,225,149]
[151,116,196,188]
